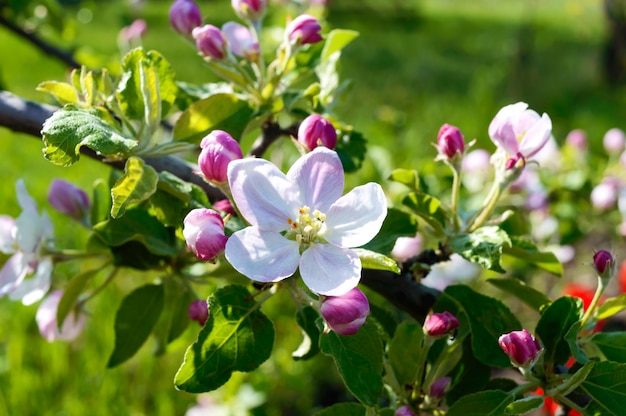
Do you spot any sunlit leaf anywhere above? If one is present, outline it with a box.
[110,157,159,218]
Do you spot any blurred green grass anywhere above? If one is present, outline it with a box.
[0,0,625,414]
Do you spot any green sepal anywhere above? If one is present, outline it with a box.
[353,248,400,274]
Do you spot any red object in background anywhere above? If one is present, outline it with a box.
[619,260,626,294]
[562,283,605,331]
[534,388,581,416]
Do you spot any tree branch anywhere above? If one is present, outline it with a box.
[249,120,299,157]
[0,90,439,322]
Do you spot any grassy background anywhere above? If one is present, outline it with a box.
[0,0,624,414]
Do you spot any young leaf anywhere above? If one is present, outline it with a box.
[353,248,400,274]
[172,93,253,143]
[293,306,321,361]
[110,157,159,218]
[321,29,359,62]
[591,332,626,363]
[314,402,366,416]
[547,361,595,397]
[402,192,448,236]
[447,390,514,416]
[579,361,626,415]
[596,294,626,320]
[450,226,511,273]
[535,296,583,365]
[174,285,274,393]
[387,321,425,387]
[36,81,79,105]
[41,106,137,166]
[503,236,563,276]
[56,268,97,330]
[361,208,419,255]
[320,319,384,406]
[487,277,552,312]
[435,285,522,368]
[93,209,178,257]
[388,168,420,191]
[504,396,544,415]
[107,284,165,367]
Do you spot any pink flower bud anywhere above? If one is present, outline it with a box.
[391,234,422,262]
[394,406,416,416]
[320,287,370,335]
[189,299,209,326]
[437,124,465,160]
[565,129,588,152]
[36,290,86,342]
[429,376,451,398]
[593,249,615,279]
[498,329,542,367]
[297,114,337,150]
[48,179,91,222]
[231,0,266,22]
[591,178,620,210]
[198,130,243,183]
[603,128,625,154]
[223,22,260,62]
[169,0,202,37]
[424,311,459,337]
[213,199,236,216]
[192,25,227,60]
[286,14,323,45]
[183,209,228,261]
[120,19,148,43]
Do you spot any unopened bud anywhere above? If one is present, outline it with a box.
[593,250,615,280]
[198,130,243,183]
[169,0,202,37]
[298,114,337,150]
[189,299,209,326]
[394,405,416,416]
[603,128,625,154]
[213,199,236,216]
[429,376,451,398]
[286,14,323,45]
[590,178,620,211]
[424,311,459,337]
[48,179,91,222]
[192,25,227,60]
[320,287,370,335]
[231,0,266,22]
[223,22,260,62]
[498,329,542,367]
[183,208,228,261]
[437,124,465,160]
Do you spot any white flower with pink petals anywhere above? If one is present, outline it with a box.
[224,147,387,296]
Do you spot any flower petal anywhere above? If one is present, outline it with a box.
[228,158,299,230]
[323,183,387,248]
[225,226,300,283]
[519,112,552,159]
[488,102,528,155]
[287,147,344,212]
[9,256,52,305]
[0,215,16,254]
[0,252,28,296]
[300,244,361,296]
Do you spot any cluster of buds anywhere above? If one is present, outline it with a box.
[320,287,370,335]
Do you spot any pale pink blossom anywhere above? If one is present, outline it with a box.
[36,290,86,342]
[603,128,625,154]
[222,22,260,62]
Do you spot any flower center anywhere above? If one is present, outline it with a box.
[286,206,326,246]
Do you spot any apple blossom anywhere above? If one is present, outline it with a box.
[391,234,422,262]
[320,287,370,335]
[590,178,620,210]
[183,209,228,262]
[193,25,227,60]
[198,130,243,183]
[224,147,387,296]
[48,179,91,223]
[436,123,464,160]
[223,22,260,62]
[297,114,337,150]
[424,311,459,337]
[286,14,323,45]
[169,0,202,37]
[603,127,625,154]
[36,290,86,342]
[0,180,54,305]
[189,299,209,326]
[498,329,542,367]
[231,0,266,22]
[488,102,552,170]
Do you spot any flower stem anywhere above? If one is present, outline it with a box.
[467,180,503,233]
[449,162,461,231]
[579,276,606,331]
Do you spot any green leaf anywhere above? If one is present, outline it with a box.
[172,93,253,143]
[335,129,367,173]
[446,338,492,405]
[435,285,522,368]
[403,192,448,236]
[117,48,177,119]
[90,178,111,226]
[362,208,419,255]
[93,209,177,257]
[450,226,511,273]
[504,236,563,276]
[353,248,400,274]
[321,29,359,62]
[41,106,137,166]
[107,284,165,367]
[388,168,420,191]
[447,390,514,416]
[293,306,321,361]
[320,319,384,406]
[56,268,97,329]
[579,361,626,415]
[487,278,552,312]
[592,332,626,363]
[565,321,589,364]
[504,396,544,415]
[37,81,79,105]
[175,285,274,393]
[157,171,193,203]
[597,294,626,320]
[536,296,583,365]
[153,279,194,355]
[388,321,425,387]
[314,402,366,416]
[548,361,595,397]
[110,157,159,218]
